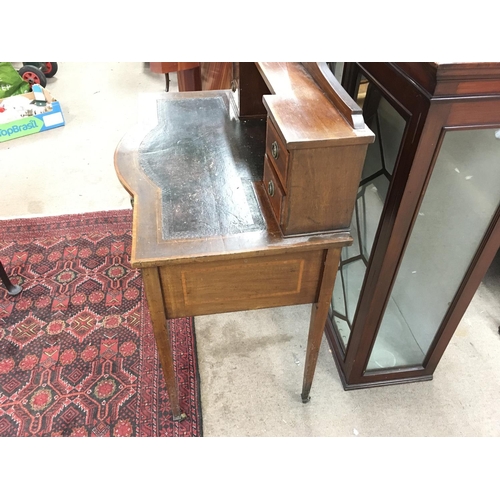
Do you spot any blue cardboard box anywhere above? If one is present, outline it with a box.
[0,84,65,143]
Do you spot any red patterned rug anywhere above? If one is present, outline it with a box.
[0,210,202,436]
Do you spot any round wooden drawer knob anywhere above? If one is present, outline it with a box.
[271,141,279,160]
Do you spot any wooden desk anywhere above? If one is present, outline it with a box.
[115,63,374,420]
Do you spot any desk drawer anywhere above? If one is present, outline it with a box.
[265,118,289,189]
[263,155,284,224]
[159,249,325,318]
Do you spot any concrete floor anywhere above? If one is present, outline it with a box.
[1,62,499,436]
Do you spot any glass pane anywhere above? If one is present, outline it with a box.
[334,62,344,82]
[331,267,346,317]
[367,128,500,371]
[378,98,405,175]
[342,204,361,260]
[329,80,407,348]
[334,317,351,347]
[342,259,367,324]
[326,63,344,84]
[357,179,388,260]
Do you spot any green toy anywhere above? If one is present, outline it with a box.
[0,62,30,99]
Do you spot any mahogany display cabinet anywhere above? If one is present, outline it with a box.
[325,62,500,389]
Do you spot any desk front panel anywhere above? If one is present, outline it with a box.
[159,249,327,318]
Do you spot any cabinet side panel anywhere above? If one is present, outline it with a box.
[283,145,367,235]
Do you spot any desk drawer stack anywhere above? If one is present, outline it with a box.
[241,63,374,237]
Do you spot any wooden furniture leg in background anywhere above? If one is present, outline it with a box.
[301,248,341,403]
[141,267,186,422]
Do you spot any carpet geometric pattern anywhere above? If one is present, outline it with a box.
[0,210,201,436]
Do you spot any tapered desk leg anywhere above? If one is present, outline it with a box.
[141,267,186,422]
[301,248,341,403]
